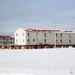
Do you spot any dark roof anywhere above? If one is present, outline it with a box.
[0,35,14,39]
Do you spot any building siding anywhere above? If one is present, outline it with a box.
[14,28,75,48]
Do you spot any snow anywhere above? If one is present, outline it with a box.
[0,73,34,75]
[0,48,75,75]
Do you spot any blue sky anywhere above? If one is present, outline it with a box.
[0,0,75,35]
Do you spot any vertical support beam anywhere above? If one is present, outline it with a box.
[54,23,56,48]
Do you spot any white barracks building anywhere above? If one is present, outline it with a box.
[15,28,75,49]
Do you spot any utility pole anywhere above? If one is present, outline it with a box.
[54,23,56,48]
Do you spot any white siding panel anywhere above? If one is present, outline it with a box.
[15,28,26,45]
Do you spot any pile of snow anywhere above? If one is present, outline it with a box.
[0,48,75,75]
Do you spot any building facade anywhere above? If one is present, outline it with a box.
[15,28,75,49]
[0,35,14,48]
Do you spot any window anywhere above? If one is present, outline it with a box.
[69,39,71,43]
[22,33,24,36]
[22,39,24,42]
[33,39,35,42]
[44,33,46,37]
[56,33,58,38]
[16,33,18,36]
[28,39,30,43]
[56,39,58,43]
[16,39,18,42]
[60,39,62,43]
[44,39,46,43]
[60,34,62,38]
[28,33,30,37]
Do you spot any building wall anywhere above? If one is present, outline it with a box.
[14,28,75,48]
[0,36,14,47]
[71,33,75,44]
[37,32,44,45]
[55,32,75,45]
[15,28,26,45]
[26,31,37,45]
[37,32,55,45]
[48,32,55,45]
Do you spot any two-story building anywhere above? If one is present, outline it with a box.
[0,35,14,49]
[14,28,75,49]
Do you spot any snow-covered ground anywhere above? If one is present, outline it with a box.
[0,48,75,75]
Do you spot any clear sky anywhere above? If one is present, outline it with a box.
[0,0,75,35]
